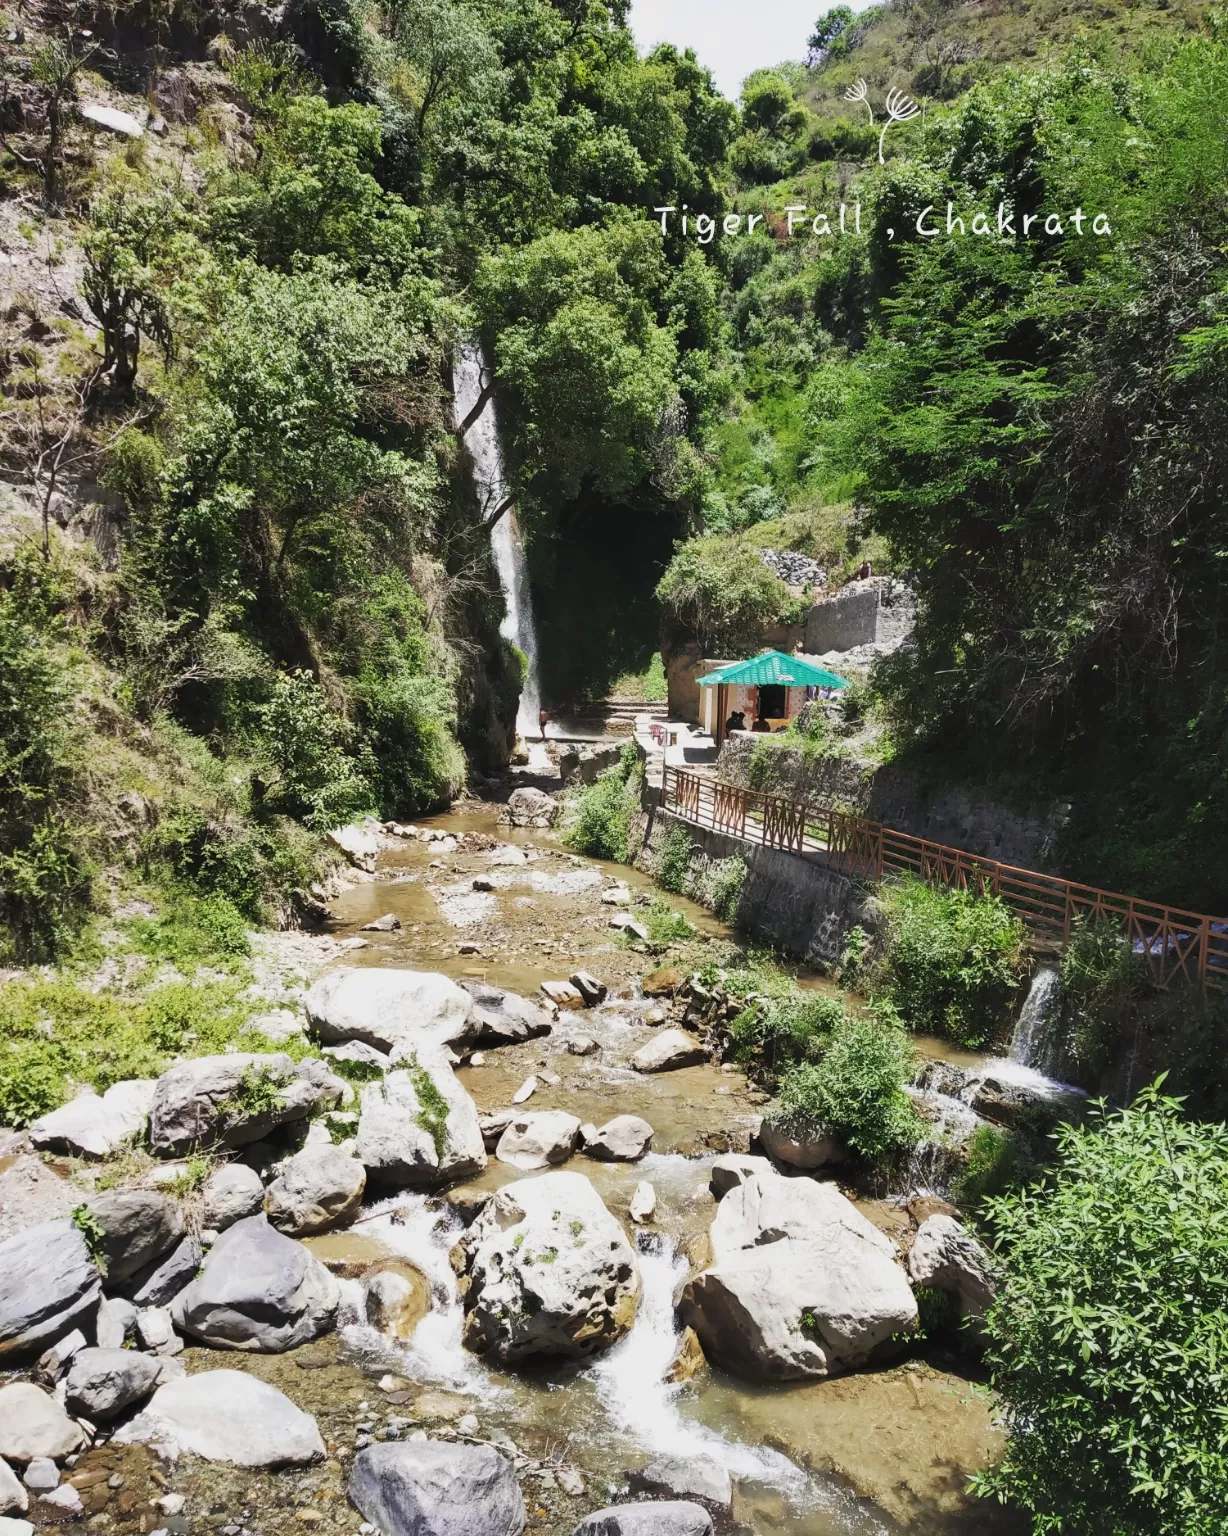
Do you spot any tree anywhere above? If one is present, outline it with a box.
[0,37,97,208]
[82,188,185,389]
[807,6,855,65]
[977,1087,1228,1535]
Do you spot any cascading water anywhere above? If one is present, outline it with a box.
[1009,966,1065,1076]
[452,340,543,744]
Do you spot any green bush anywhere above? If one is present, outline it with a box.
[127,891,251,966]
[1060,918,1147,1079]
[254,670,374,830]
[951,1124,1028,1216]
[656,534,806,652]
[560,754,641,862]
[877,878,1026,1048]
[643,898,694,945]
[699,855,746,924]
[656,823,693,893]
[767,1010,921,1163]
[730,988,846,1074]
[976,1087,1228,1535]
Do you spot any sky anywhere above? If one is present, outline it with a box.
[627,0,872,101]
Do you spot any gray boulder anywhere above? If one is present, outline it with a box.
[149,1053,343,1155]
[0,1220,102,1364]
[265,1144,366,1236]
[305,968,479,1056]
[63,1347,161,1421]
[83,1190,183,1283]
[460,982,554,1048]
[28,1080,155,1159]
[357,1062,486,1187]
[458,1172,639,1363]
[348,1441,525,1536]
[581,1115,653,1162]
[124,1235,203,1307]
[33,1329,84,1386]
[569,1504,712,1536]
[0,1457,26,1515]
[327,824,381,872]
[0,1383,85,1462]
[95,1297,137,1350]
[171,1215,339,1351]
[908,1214,997,1329]
[135,1305,181,1355]
[202,1163,265,1230]
[499,787,557,828]
[113,1369,324,1466]
[627,1457,732,1511]
[569,971,608,1006]
[495,1111,581,1170]
[631,1030,706,1073]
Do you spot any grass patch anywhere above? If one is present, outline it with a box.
[656,822,693,894]
[405,1051,450,1158]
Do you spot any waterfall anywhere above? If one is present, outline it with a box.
[1010,966,1065,1076]
[452,341,543,742]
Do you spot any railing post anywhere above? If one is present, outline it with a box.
[1201,915,1211,989]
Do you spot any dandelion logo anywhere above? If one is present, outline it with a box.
[843,78,921,164]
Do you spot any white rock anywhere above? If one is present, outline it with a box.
[0,1382,85,1462]
[708,1155,773,1200]
[602,886,632,906]
[511,1076,537,1104]
[361,913,402,932]
[629,1455,732,1510]
[908,1215,997,1327]
[540,980,584,1010]
[306,968,478,1056]
[29,1080,155,1158]
[21,1461,57,1493]
[135,1308,181,1357]
[0,1458,26,1514]
[495,1111,581,1170]
[0,1521,33,1536]
[631,1029,706,1073]
[348,1441,524,1536]
[38,1484,81,1514]
[249,1009,301,1043]
[582,1115,653,1162]
[356,1062,486,1187]
[156,1493,186,1515]
[95,1297,137,1351]
[113,1370,324,1467]
[79,102,145,136]
[499,787,558,828]
[629,1182,656,1224]
[327,824,382,872]
[265,1144,366,1236]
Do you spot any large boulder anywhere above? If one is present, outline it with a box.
[83,1190,183,1283]
[113,1370,324,1467]
[349,1441,525,1536]
[759,1119,845,1170]
[148,1053,343,1155]
[305,968,479,1057]
[459,982,553,1048]
[499,787,557,828]
[628,1455,732,1510]
[29,1080,156,1158]
[327,824,381,872]
[171,1214,339,1351]
[356,1061,485,1187]
[495,1111,581,1170]
[908,1215,997,1329]
[0,1383,85,1462]
[124,1235,203,1307]
[681,1173,917,1381]
[265,1144,366,1235]
[631,1030,706,1074]
[202,1164,265,1231]
[0,1220,102,1364]
[63,1347,161,1421]
[581,1115,653,1162]
[568,1504,712,1536]
[457,1172,639,1363]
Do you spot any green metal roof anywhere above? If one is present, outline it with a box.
[697,650,847,689]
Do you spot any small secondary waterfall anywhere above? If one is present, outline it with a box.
[452,341,543,742]
[1009,966,1065,1076]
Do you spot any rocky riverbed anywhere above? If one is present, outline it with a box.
[0,804,1025,1536]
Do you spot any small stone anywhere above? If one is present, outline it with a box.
[456,1414,479,1437]
[157,1493,186,1516]
[471,878,494,892]
[360,914,401,932]
[511,1077,537,1104]
[566,1036,597,1056]
[568,971,607,1007]
[642,968,684,997]
[339,938,370,951]
[469,1052,485,1066]
[38,1484,82,1514]
[458,943,481,955]
[22,1461,57,1493]
[629,1182,656,1224]
[556,1466,585,1496]
[135,1308,181,1356]
[538,1070,562,1087]
[540,980,584,1010]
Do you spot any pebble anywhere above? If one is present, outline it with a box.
[456,1414,479,1437]
[512,1076,537,1104]
[557,1467,585,1496]
[24,1459,58,1492]
[470,1053,485,1066]
[157,1494,187,1515]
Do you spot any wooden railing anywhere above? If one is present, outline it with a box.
[660,767,1228,992]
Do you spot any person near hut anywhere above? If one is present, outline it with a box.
[751,716,771,733]
[725,709,746,735]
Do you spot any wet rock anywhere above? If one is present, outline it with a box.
[363,1269,430,1339]
[202,1164,265,1231]
[124,1236,203,1307]
[306,968,479,1056]
[664,1326,705,1384]
[0,1458,26,1514]
[34,1329,84,1385]
[708,1154,772,1201]
[582,1115,653,1162]
[499,787,558,828]
[906,1195,959,1225]
[84,1191,183,1283]
[495,1111,581,1170]
[349,1440,525,1536]
[908,1215,997,1329]
[458,1171,640,1363]
[460,982,553,1048]
[641,968,684,997]
[327,824,381,872]
[361,913,402,932]
[172,1214,339,1352]
[94,1297,136,1350]
[0,1383,85,1462]
[29,1080,155,1158]
[629,1182,656,1225]
[682,1172,917,1380]
[114,1369,324,1466]
[445,1188,492,1227]
[541,980,585,1010]
[569,971,607,1007]
[63,1347,161,1421]
[759,1119,846,1170]
[569,1503,712,1536]
[149,1053,342,1155]
[567,1035,598,1056]
[632,1030,705,1073]
[356,1062,486,1187]
[0,1220,102,1364]
[628,1456,732,1511]
[966,1070,1084,1129]
[265,1145,366,1236]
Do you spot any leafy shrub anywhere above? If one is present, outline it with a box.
[768,1011,921,1163]
[731,987,847,1073]
[976,1088,1228,1535]
[877,878,1026,1048]
[699,855,746,924]
[127,891,251,966]
[656,822,693,894]
[656,534,806,652]
[643,898,694,945]
[254,670,374,830]
[560,754,640,862]
[1060,918,1147,1079]
[152,810,265,921]
[951,1124,1027,1216]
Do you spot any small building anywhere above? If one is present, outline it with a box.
[697,650,847,745]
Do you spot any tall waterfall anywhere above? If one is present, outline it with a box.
[1009,966,1065,1076]
[452,341,543,741]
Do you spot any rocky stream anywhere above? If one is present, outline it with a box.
[0,800,1054,1536]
